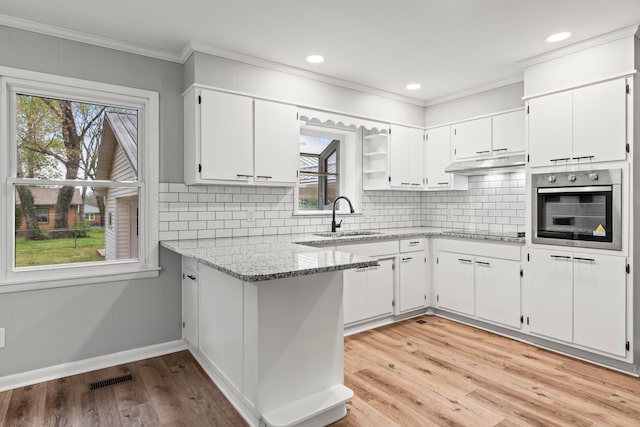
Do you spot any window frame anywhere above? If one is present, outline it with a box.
[0,67,159,292]
[295,124,358,216]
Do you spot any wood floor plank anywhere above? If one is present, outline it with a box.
[2,317,640,426]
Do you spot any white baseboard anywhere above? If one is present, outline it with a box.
[0,339,187,392]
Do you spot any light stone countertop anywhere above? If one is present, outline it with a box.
[160,227,525,282]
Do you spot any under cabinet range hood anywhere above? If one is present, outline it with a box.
[444,153,526,175]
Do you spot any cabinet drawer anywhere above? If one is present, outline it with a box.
[400,238,426,253]
[338,240,398,257]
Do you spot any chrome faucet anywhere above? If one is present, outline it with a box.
[331,196,355,232]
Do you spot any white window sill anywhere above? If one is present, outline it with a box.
[0,267,161,294]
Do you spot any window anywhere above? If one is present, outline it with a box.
[298,136,339,210]
[35,208,49,223]
[0,68,159,288]
[295,124,358,215]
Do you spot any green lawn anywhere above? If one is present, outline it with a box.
[15,228,106,267]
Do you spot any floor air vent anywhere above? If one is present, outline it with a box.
[415,319,427,324]
[88,374,135,390]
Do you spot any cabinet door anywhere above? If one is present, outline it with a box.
[436,251,474,315]
[452,117,492,160]
[389,125,410,187]
[492,110,525,154]
[572,79,627,163]
[343,267,369,325]
[527,249,573,342]
[425,126,452,188]
[199,89,254,181]
[399,253,427,313]
[475,257,521,329]
[367,259,394,318]
[408,128,425,187]
[254,100,300,184]
[182,267,198,347]
[573,253,626,357]
[528,91,573,167]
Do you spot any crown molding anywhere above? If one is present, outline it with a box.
[519,24,640,69]
[181,41,428,107]
[425,75,523,107]
[0,13,183,63]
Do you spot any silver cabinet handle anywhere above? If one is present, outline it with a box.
[236,174,252,178]
[549,158,570,162]
[437,181,449,185]
[574,257,595,262]
[550,255,571,259]
[187,274,196,280]
[411,183,422,186]
[476,150,490,154]
[401,182,410,185]
[458,258,472,263]
[409,241,420,245]
[493,148,508,152]
[256,175,272,179]
[401,257,413,261]
[571,156,594,160]
[475,261,490,266]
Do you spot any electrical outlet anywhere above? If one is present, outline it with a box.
[246,208,255,223]
[0,328,5,349]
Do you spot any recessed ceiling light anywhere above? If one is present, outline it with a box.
[546,32,572,43]
[306,55,324,64]
[406,83,421,90]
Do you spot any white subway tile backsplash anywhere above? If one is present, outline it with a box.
[158,172,525,240]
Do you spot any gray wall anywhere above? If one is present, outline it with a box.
[0,26,182,377]
[424,81,524,127]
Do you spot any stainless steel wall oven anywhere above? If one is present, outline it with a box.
[532,169,622,250]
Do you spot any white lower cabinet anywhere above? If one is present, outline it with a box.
[436,251,475,316]
[475,256,522,329]
[398,239,428,313]
[527,248,627,357]
[343,258,394,324]
[527,249,573,343]
[435,240,522,328]
[182,260,199,348]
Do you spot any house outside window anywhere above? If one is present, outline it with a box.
[0,69,159,289]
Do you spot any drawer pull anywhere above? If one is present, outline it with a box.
[476,150,490,154]
[549,158,570,162]
[573,257,595,262]
[236,174,252,178]
[458,258,472,263]
[571,156,594,161]
[402,257,413,261]
[409,241,420,245]
[493,148,508,152]
[256,175,272,179]
[187,274,196,281]
[475,261,490,266]
[437,181,449,185]
[550,255,571,259]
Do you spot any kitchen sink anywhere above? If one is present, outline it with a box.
[313,231,382,238]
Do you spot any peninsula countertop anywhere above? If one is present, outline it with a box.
[160,227,525,282]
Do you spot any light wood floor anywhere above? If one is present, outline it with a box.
[2,316,640,426]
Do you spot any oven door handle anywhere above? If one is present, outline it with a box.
[538,186,612,194]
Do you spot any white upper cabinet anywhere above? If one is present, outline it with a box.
[452,117,492,160]
[184,87,300,186]
[198,89,254,182]
[572,79,627,163]
[254,100,299,184]
[528,78,628,167]
[424,126,468,190]
[492,110,525,154]
[389,125,424,190]
[528,91,573,167]
[388,125,411,187]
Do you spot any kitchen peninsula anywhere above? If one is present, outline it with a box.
[160,235,376,427]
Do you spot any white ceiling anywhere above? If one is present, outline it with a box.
[1,0,640,104]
